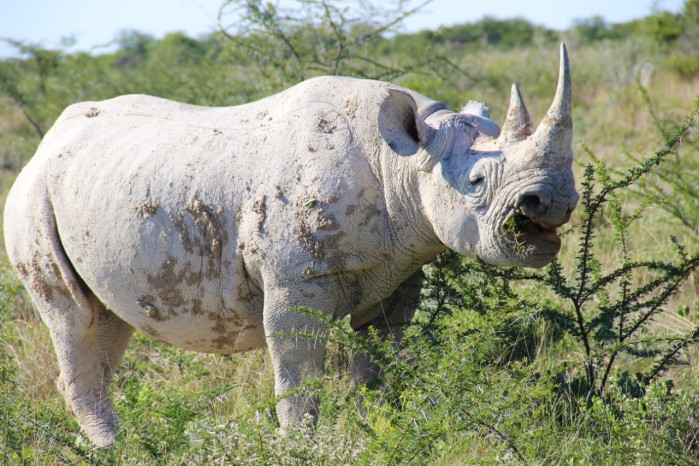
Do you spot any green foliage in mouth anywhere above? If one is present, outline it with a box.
[502,214,530,255]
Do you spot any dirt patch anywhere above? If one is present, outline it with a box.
[344,93,359,119]
[15,262,28,280]
[237,261,262,304]
[207,308,250,351]
[85,107,100,118]
[174,198,228,280]
[316,113,336,134]
[136,295,163,321]
[145,257,185,313]
[294,197,353,275]
[136,201,159,218]
[358,204,382,227]
[191,297,204,315]
[316,213,338,231]
[296,220,324,260]
[26,254,71,303]
[252,196,267,235]
[141,324,163,339]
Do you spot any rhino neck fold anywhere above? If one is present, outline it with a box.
[377,145,447,264]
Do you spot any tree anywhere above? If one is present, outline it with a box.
[215,0,432,92]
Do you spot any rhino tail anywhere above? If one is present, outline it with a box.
[6,182,95,328]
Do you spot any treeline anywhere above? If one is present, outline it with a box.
[570,0,699,45]
[4,0,699,69]
[384,2,699,53]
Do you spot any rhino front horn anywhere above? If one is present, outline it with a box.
[528,43,573,166]
[497,83,534,144]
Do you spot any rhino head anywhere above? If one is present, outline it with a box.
[383,44,578,268]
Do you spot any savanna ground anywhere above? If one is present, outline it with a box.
[2,1,699,464]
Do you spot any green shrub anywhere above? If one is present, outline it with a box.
[665,54,699,80]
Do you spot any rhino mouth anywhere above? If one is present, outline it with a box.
[505,213,561,255]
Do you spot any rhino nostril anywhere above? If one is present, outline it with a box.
[563,207,573,223]
[517,193,548,215]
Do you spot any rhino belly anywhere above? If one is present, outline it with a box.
[58,201,266,354]
[96,249,265,353]
[84,252,266,353]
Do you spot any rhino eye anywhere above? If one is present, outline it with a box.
[470,176,484,186]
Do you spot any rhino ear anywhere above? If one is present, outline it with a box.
[378,89,436,156]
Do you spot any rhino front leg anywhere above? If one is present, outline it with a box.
[263,279,338,432]
[351,270,424,385]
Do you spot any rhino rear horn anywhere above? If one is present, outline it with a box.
[528,43,573,165]
[497,83,534,144]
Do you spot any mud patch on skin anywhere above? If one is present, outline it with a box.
[207,307,251,351]
[296,219,325,260]
[211,334,231,350]
[29,260,53,301]
[252,196,267,235]
[294,197,353,276]
[26,254,72,303]
[174,198,228,280]
[141,324,163,340]
[136,295,163,321]
[15,262,29,281]
[358,204,382,227]
[136,201,159,218]
[295,207,327,278]
[175,198,226,257]
[316,112,337,134]
[316,213,338,231]
[274,185,287,203]
[237,261,262,304]
[345,198,381,228]
[85,107,100,118]
[325,231,349,267]
[190,297,205,315]
[144,257,185,318]
[344,93,359,119]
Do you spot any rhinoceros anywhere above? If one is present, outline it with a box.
[4,44,578,446]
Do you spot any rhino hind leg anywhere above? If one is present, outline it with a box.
[9,200,133,447]
[50,298,133,447]
[350,269,424,385]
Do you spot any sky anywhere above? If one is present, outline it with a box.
[0,0,687,58]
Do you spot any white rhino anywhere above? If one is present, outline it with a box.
[4,44,578,446]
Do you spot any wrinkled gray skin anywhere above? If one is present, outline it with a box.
[4,45,578,446]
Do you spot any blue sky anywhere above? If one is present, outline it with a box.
[0,0,686,58]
